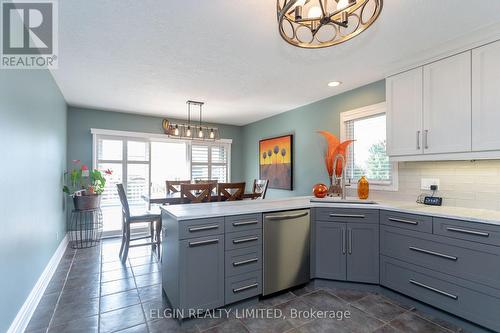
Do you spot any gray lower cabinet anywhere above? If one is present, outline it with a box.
[347,222,379,283]
[313,221,347,280]
[313,209,379,284]
[179,236,225,311]
[381,255,500,332]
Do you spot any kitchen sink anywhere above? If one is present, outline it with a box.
[310,197,378,205]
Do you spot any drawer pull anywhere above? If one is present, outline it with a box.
[409,246,458,261]
[446,227,490,237]
[188,238,219,247]
[409,279,458,300]
[266,212,309,220]
[233,283,259,293]
[233,236,259,244]
[233,258,259,267]
[233,220,259,227]
[330,214,365,218]
[188,224,219,232]
[388,218,418,225]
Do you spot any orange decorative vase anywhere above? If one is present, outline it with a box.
[357,176,369,200]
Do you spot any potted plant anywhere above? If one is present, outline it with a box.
[63,160,112,210]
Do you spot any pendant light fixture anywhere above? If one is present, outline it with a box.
[162,101,220,141]
[277,0,382,48]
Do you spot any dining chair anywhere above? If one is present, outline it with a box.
[117,184,162,262]
[252,179,269,199]
[195,179,218,192]
[180,183,212,203]
[166,180,191,194]
[217,182,246,201]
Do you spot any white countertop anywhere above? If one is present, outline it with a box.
[161,196,500,226]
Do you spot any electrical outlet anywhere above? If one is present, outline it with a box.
[421,178,440,190]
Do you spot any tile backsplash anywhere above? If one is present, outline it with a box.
[357,160,500,210]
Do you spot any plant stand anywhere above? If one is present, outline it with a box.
[68,208,103,249]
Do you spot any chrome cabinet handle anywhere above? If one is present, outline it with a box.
[409,246,458,261]
[446,227,489,237]
[233,236,259,244]
[388,217,418,225]
[329,214,365,218]
[233,258,258,267]
[416,130,421,150]
[424,130,429,149]
[409,279,458,300]
[341,228,346,254]
[233,220,259,226]
[188,238,219,247]
[188,224,219,232]
[233,283,259,293]
[266,212,309,220]
[348,229,352,254]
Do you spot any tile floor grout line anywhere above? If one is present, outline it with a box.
[43,246,76,332]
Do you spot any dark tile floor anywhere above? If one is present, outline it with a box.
[25,239,467,333]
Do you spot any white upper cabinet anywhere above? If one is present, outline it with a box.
[422,52,472,154]
[386,68,423,156]
[472,41,500,151]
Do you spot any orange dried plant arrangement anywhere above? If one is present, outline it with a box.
[317,130,354,192]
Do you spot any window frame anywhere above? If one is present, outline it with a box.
[190,141,232,182]
[339,102,398,191]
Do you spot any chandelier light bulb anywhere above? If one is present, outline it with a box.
[186,126,191,137]
[174,125,179,136]
[210,129,215,139]
[198,128,204,138]
[308,6,322,18]
[337,0,349,10]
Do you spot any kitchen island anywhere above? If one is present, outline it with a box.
[161,197,500,332]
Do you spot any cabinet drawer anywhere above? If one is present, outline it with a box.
[225,214,262,233]
[225,246,262,277]
[380,256,500,332]
[225,271,262,305]
[179,217,224,240]
[434,218,500,247]
[380,225,500,289]
[225,229,262,251]
[315,208,378,223]
[380,210,432,233]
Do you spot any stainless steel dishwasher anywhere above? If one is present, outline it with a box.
[263,209,310,295]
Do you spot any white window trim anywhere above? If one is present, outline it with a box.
[339,102,398,192]
[190,141,232,182]
[91,128,232,183]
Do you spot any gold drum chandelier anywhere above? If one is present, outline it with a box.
[277,0,383,48]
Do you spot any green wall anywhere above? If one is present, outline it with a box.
[242,80,386,198]
[67,107,244,181]
[0,70,67,332]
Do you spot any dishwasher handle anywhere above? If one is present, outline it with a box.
[265,211,309,221]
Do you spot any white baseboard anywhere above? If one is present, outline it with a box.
[7,234,69,333]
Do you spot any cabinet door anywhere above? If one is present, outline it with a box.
[314,221,346,280]
[386,67,423,156]
[346,222,379,284]
[180,235,225,311]
[472,41,500,151]
[423,52,472,154]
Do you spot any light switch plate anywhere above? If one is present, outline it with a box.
[421,178,440,190]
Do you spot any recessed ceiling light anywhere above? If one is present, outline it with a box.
[328,81,342,87]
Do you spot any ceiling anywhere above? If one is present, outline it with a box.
[52,1,500,126]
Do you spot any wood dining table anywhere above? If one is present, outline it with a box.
[142,192,261,205]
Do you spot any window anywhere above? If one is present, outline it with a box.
[340,103,398,191]
[92,129,232,234]
[191,143,230,182]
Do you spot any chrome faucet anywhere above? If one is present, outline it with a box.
[333,154,347,200]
